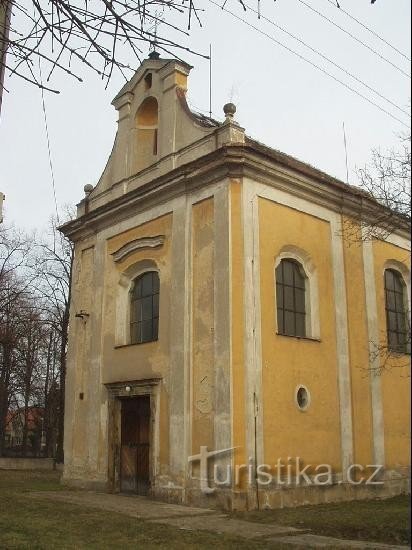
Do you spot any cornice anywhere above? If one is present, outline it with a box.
[60,144,410,243]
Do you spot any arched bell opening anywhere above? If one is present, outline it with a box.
[134,96,159,172]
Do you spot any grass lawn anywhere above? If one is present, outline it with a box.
[0,471,410,548]
[0,470,280,549]
[232,495,411,546]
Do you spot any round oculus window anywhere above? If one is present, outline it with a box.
[296,385,310,411]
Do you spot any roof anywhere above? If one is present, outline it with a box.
[176,87,220,128]
[245,136,365,197]
[176,91,375,197]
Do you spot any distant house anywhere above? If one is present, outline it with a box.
[4,410,22,448]
[5,407,45,455]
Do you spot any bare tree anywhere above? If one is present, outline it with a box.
[0,281,21,454]
[0,220,72,459]
[0,0,392,112]
[42,327,60,456]
[342,134,411,245]
[7,305,60,457]
[0,226,32,311]
[14,303,47,455]
[342,134,411,375]
[33,217,73,462]
[1,0,208,95]
[0,226,32,455]
[360,134,410,216]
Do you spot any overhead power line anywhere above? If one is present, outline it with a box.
[325,0,411,62]
[208,0,410,129]
[32,6,61,228]
[242,1,409,118]
[296,0,411,79]
[39,61,60,225]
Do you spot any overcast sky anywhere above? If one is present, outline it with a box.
[0,0,410,232]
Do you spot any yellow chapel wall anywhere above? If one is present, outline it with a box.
[104,213,173,470]
[191,198,216,455]
[88,189,223,487]
[257,198,342,470]
[229,181,410,480]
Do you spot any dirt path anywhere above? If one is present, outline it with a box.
[29,491,409,550]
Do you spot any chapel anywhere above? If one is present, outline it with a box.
[61,53,410,510]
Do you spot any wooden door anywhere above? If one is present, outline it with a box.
[120,396,150,495]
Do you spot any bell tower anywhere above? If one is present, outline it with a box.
[111,54,192,176]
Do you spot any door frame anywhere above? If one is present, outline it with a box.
[105,378,161,493]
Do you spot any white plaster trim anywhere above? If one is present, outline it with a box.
[228,182,235,483]
[152,384,161,480]
[185,193,193,494]
[115,260,159,347]
[242,180,264,473]
[189,181,227,205]
[294,384,311,412]
[381,233,411,251]
[111,235,164,262]
[165,193,192,489]
[95,180,225,244]
[214,184,232,465]
[330,214,354,478]
[92,237,108,476]
[106,379,161,484]
[274,247,320,340]
[362,237,385,466]
[246,178,334,224]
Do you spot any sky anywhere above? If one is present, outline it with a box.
[0,0,410,232]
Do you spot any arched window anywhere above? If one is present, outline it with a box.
[130,271,159,344]
[384,269,409,353]
[276,259,307,337]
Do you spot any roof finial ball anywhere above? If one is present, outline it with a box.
[84,184,94,197]
[223,102,236,121]
[148,50,160,60]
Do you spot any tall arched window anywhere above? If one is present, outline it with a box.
[276,259,306,337]
[130,271,159,344]
[384,269,409,353]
